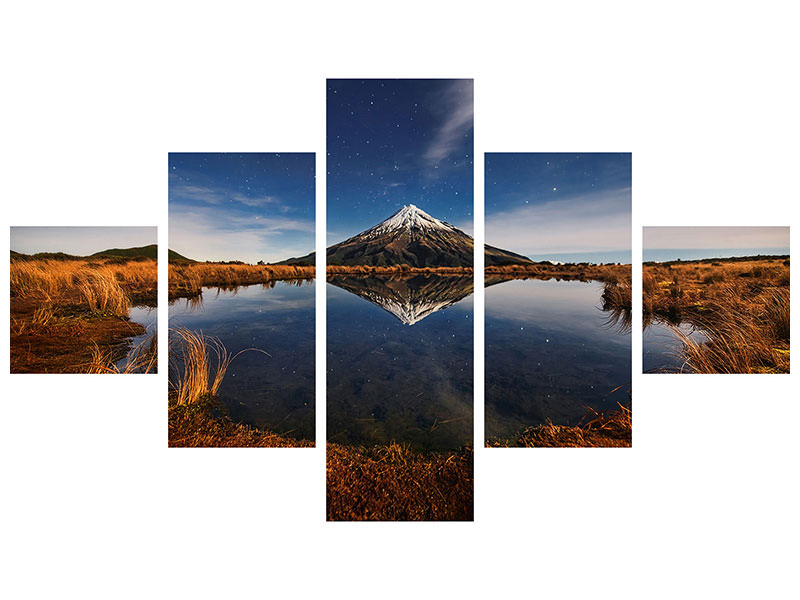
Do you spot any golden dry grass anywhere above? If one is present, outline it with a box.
[169,262,315,298]
[643,257,789,373]
[169,328,232,405]
[10,257,157,373]
[78,272,131,316]
[168,405,313,448]
[327,442,473,521]
[10,258,157,309]
[671,287,789,373]
[488,404,632,448]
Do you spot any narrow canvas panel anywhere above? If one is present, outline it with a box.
[167,152,316,447]
[326,79,475,521]
[484,153,633,448]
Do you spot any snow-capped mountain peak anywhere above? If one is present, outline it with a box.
[366,204,457,237]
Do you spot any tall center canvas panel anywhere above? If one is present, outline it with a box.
[326,79,475,521]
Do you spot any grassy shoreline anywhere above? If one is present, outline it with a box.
[486,262,633,322]
[10,257,157,373]
[169,262,316,299]
[485,262,631,284]
[487,404,632,448]
[168,403,313,447]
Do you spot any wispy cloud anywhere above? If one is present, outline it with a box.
[486,187,632,257]
[169,174,289,210]
[424,80,473,166]
[169,204,314,263]
[228,193,283,208]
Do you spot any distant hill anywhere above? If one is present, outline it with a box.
[274,252,315,266]
[484,244,535,267]
[168,249,195,262]
[91,244,158,259]
[11,244,159,261]
[10,250,82,261]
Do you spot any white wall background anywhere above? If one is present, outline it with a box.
[1,2,797,599]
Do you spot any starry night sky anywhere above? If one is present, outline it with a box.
[169,153,315,263]
[327,79,474,243]
[485,153,632,264]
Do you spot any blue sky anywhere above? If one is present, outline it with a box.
[11,226,156,255]
[169,153,315,263]
[327,79,473,243]
[643,227,790,262]
[485,153,632,264]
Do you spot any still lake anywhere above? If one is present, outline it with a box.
[168,280,315,441]
[327,275,473,451]
[485,278,631,442]
[642,319,708,373]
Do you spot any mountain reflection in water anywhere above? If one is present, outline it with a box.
[327,274,474,451]
[327,274,474,325]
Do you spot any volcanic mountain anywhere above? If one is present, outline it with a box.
[319,204,531,268]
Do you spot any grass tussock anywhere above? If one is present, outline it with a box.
[167,328,308,447]
[643,257,789,373]
[488,404,632,448]
[169,262,315,299]
[79,271,131,316]
[169,328,267,406]
[327,442,473,521]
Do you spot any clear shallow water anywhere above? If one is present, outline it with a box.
[642,319,708,373]
[168,281,315,441]
[327,275,473,451]
[115,305,157,371]
[485,279,631,441]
